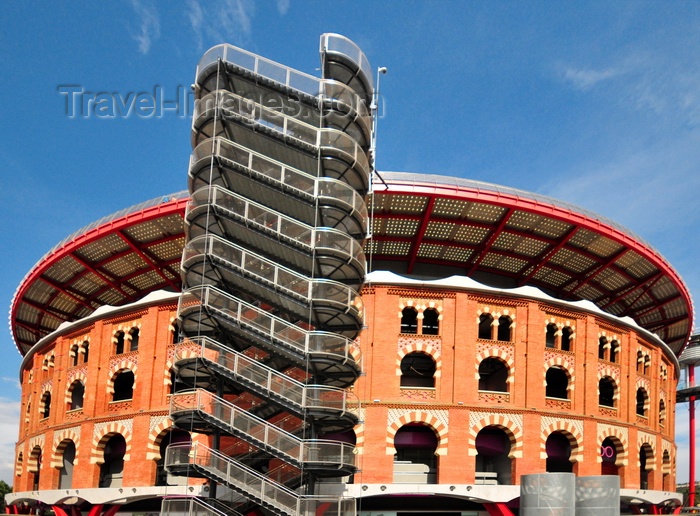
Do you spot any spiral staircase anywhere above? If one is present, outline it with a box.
[162,34,373,516]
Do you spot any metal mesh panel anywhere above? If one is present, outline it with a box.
[550,248,596,274]
[615,250,657,279]
[122,214,184,242]
[43,256,83,283]
[453,225,490,244]
[417,243,444,259]
[75,234,129,262]
[521,473,576,516]
[575,475,620,516]
[425,221,457,240]
[432,197,471,217]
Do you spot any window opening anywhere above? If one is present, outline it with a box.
[58,441,76,489]
[497,316,512,342]
[400,352,436,388]
[113,370,135,401]
[70,381,85,410]
[599,377,616,407]
[478,357,508,393]
[546,432,573,473]
[545,324,557,348]
[99,434,126,487]
[422,308,439,335]
[545,367,569,399]
[475,427,512,485]
[128,328,139,352]
[114,331,125,355]
[393,424,438,484]
[478,313,494,340]
[561,327,573,351]
[400,307,418,334]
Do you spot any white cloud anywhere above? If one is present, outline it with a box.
[276,0,290,15]
[560,50,700,130]
[186,0,255,51]
[563,66,621,91]
[539,131,700,240]
[0,398,19,485]
[129,0,161,55]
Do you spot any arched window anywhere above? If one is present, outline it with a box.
[598,337,608,360]
[128,328,140,352]
[155,429,191,486]
[601,437,620,476]
[561,327,573,352]
[545,323,557,348]
[478,313,494,340]
[29,446,42,490]
[171,321,181,344]
[545,367,569,399]
[70,344,80,367]
[659,399,666,427]
[599,377,616,408]
[114,331,125,355]
[99,434,126,487]
[637,351,644,373]
[643,355,650,375]
[639,444,654,489]
[58,440,76,489]
[82,341,90,363]
[478,357,508,393]
[400,352,436,388]
[475,426,512,485]
[393,424,438,484]
[69,381,85,411]
[41,391,51,419]
[422,308,439,335]
[662,450,671,490]
[113,370,135,401]
[636,387,649,417]
[546,432,573,473]
[400,307,418,334]
[497,316,512,342]
[609,340,619,363]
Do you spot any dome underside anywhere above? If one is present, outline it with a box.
[10,195,188,355]
[10,175,692,356]
[368,173,692,355]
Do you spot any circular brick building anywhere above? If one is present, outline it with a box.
[7,171,691,515]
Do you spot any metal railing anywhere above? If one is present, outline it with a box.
[190,136,368,227]
[175,335,357,415]
[195,42,370,118]
[193,90,370,185]
[179,287,360,363]
[166,442,356,516]
[320,33,374,94]
[182,234,363,318]
[171,389,356,470]
[187,185,366,274]
[162,496,243,516]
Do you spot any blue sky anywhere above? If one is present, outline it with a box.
[1,0,699,485]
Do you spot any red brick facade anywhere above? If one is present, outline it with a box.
[14,296,206,493]
[352,283,677,491]
[14,281,678,499]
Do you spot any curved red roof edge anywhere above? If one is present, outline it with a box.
[376,176,694,352]
[9,196,189,355]
[9,176,694,357]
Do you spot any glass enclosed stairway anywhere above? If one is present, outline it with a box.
[165,34,374,516]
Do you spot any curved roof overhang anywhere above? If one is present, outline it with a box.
[9,193,188,355]
[369,172,693,355]
[9,172,693,357]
